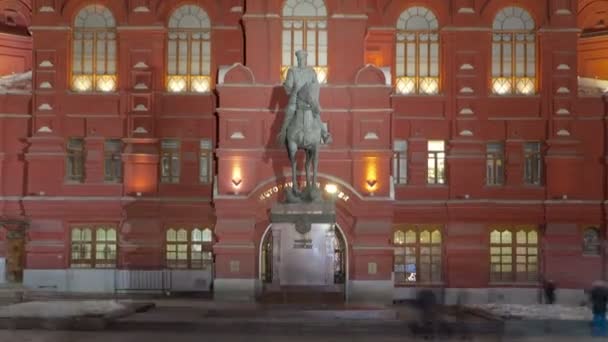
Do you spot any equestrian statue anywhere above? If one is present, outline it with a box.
[277,50,332,203]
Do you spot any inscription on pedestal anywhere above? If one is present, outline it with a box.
[293,238,312,249]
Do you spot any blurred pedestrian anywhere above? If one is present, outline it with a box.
[589,280,608,337]
[416,289,438,339]
[543,279,556,304]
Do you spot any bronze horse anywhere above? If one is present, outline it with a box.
[278,82,330,202]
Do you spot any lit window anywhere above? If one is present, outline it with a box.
[66,138,84,182]
[166,227,213,269]
[71,5,117,92]
[199,139,213,184]
[490,226,538,282]
[491,7,536,95]
[582,227,601,256]
[104,139,122,182]
[160,139,180,183]
[281,0,328,83]
[395,7,439,95]
[486,142,504,185]
[427,140,445,184]
[167,5,212,93]
[393,140,408,184]
[523,142,542,185]
[394,225,442,284]
[71,226,117,268]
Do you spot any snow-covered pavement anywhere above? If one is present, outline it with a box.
[0,300,128,318]
[469,303,593,321]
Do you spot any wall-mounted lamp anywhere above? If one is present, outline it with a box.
[324,183,338,195]
[136,192,142,197]
[366,179,377,196]
[232,178,242,188]
[561,194,568,200]
[366,179,377,189]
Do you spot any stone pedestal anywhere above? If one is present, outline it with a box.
[269,202,338,289]
[270,202,336,234]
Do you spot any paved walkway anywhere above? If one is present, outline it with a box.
[0,329,604,342]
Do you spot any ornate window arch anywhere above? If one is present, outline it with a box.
[395,6,440,95]
[71,5,117,92]
[166,5,212,93]
[281,0,328,83]
[491,7,536,95]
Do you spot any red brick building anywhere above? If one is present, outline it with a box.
[0,0,607,304]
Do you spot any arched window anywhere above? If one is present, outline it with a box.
[71,5,117,92]
[166,226,213,269]
[167,5,212,93]
[393,225,442,284]
[395,7,439,95]
[491,7,536,95]
[490,225,538,283]
[70,225,117,268]
[583,227,601,255]
[282,0,328,83]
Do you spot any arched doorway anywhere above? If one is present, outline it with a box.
[0,220,27,284]
[259,223,348,303]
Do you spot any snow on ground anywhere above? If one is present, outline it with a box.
[0,300,128,318]
[468,303,593,321]
[0,70,32,93]
[578,76,608,96]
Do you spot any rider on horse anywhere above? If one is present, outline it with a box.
[278,50,331,145]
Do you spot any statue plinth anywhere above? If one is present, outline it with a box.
[271,201,336,234]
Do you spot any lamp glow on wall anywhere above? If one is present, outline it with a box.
[232,163,242,194]
[365,157,378,195]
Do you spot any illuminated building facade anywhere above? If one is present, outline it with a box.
[0,0,607,303]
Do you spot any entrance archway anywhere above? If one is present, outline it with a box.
[0,220,27,284]
[258,223,349,303]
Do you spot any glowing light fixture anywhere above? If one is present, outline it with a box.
[232,163,243,194]
[324,183,337,195]
[366,179,377,189]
